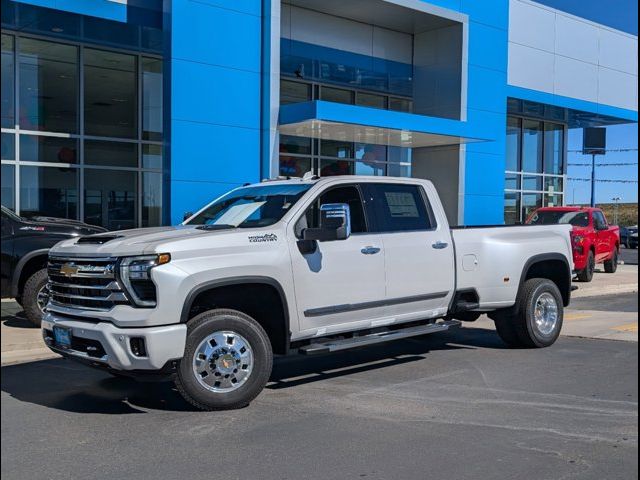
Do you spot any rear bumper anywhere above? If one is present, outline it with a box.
[42,311,187,371]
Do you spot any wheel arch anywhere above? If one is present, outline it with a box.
[519,253,572,307]
[11,249,49,298]
[180,276,291,355]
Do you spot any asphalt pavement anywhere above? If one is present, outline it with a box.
[2,327,637,480]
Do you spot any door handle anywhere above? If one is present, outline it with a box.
[361,246,381,255]
[432,241,449,249]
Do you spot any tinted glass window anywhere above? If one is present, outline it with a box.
[594,211,607,228]
[297,185,367,236]
[527,210,589,227]
[84,48,136,138]
[19,38,78,133]
[365,184,433,232]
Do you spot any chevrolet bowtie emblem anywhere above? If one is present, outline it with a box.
[59,263,79,277]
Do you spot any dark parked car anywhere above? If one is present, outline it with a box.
[1,206,106,326]
[620,225,638,249]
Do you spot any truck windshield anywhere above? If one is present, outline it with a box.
[184,184,312,228]
[527,211,589,227]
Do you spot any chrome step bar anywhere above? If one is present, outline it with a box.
[299,320,462,355]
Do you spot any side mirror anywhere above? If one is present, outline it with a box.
[302,203,351,242]
[183,211,194,222]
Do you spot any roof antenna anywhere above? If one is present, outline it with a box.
[302,171,319,181]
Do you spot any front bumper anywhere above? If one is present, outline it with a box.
[42,311,187,371]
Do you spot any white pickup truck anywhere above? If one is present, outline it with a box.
[43,176,574,410]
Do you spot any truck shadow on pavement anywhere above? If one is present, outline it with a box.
[1,311,37,329]
[1,327,505,414]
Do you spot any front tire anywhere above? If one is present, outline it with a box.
[22,268,49,327]
[175,309,273,411]
[494,278,563,348]
[603,249,619,273]
[576,250,595,282]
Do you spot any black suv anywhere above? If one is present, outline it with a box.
[1,206,107,326]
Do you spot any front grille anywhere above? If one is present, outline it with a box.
[48,256,130,311]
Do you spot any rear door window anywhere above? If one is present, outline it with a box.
[363,183,434,233]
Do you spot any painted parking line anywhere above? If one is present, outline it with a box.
[564,313,593,321]
[612,323,638,333]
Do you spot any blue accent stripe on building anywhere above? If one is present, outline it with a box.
[13,0,128,22]
[507,85,638,124]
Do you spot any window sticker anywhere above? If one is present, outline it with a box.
[384,192,419,218]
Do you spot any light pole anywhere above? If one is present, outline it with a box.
[612,196,622,225]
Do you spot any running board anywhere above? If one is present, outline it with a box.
[299,320,462,355]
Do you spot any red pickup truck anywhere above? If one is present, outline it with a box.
[526,207,620,282]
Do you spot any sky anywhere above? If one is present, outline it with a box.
[535,0,638,35]
[566,123,638,205]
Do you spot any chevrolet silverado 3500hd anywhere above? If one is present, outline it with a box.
[42,176,574,410]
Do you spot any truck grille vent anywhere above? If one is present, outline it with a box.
[47,257,129,311]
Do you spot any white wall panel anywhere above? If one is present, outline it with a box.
[555,14,598,64]
[598,68,638,110]
[554,55,598,101]
[284,6,412,64]
[508,43,555,93]
[289,7,372,57]
[599,29,637,75]
[373,27,413,64]
[508,0,638,112]
[509,0,555,52]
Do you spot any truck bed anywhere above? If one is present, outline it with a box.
[451,224,574,310]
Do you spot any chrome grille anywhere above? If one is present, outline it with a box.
[47,256,129,311]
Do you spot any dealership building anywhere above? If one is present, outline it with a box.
[1,0,637,228]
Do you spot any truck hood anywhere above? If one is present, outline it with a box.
[49,225,233,257]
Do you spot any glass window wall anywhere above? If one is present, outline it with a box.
[504,115,566,223]
[18,38,78,133]
[1,34,14,128]
[84,48,136,138]
[1,31,163,227]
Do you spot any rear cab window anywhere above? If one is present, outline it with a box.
[362,183,435,233]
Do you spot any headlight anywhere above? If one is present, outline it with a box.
[572,235,585,245]
[118,254,170,307]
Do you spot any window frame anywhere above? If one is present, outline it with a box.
[1,29,164,227]
[361,183,437,234]
[294,183,371,239]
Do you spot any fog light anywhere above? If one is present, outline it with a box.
[130,337,147,357]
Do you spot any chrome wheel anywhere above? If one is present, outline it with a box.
[533,292,559,336]
[192,331,254,393]
[36,284,50,313]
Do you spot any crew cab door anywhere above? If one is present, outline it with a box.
[593,211,612,261]
[288,184,386,333]
[361,182,454,319]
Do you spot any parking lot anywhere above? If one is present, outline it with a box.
[2,290,638,480]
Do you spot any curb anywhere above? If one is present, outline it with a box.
[572,283,638,299]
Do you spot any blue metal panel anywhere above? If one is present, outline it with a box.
[458,0,510,225]
[170,180,242,225]
[168,0,263,224]
[467,22,508,73]
[172,59,260,129]
[171,120,260,184]
[13,0,127,22]
[461,0,509,30]
[467,66,507,114]
[172,1,261,72]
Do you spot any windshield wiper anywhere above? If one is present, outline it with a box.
[195,224,236,231]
